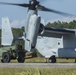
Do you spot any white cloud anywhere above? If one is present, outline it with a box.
[11,19,25,28]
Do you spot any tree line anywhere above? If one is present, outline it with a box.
[47,20,76,29]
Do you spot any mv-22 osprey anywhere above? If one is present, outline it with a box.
[0,0,76,63]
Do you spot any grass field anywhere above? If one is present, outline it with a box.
[0,57,75,75]
[0,57,75,63]
[0,68,76,75]
[0,47,76,75]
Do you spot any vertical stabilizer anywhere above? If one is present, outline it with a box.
[1,17,13,46]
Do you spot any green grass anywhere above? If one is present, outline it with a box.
[0,46,76,75]
[0,68,76,75]
[0,57,72,63]
[10,57,75,63]
[0,57,75,63]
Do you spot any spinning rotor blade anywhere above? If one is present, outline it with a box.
[0,2,30,8]
[0,1,75,16]
[37,5,74,16]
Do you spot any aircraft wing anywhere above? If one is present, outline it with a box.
[39,26,75,38]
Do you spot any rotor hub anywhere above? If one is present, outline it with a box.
[29,0,39,10]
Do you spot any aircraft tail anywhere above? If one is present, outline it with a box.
[1,17,13,46]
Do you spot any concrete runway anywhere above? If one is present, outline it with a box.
[0,63,76,68]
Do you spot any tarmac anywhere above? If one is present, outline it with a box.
[0,63,76,68]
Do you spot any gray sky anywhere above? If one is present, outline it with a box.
[0,0,76,28]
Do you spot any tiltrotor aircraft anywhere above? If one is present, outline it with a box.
[0,0,76,63]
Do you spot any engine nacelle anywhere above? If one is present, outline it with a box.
[25,14,41,52]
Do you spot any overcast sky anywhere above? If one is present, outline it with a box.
[0,0,76,28]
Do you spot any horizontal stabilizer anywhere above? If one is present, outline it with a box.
[1,17,13,46]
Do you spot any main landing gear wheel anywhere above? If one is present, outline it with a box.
[1,52,10,63]
[49,56,56,63]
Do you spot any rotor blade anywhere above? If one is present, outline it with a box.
[37,5,75,16]
[0,2,30,8]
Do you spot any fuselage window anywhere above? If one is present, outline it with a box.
[58,42,60,45]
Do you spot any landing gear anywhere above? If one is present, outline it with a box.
[49,56,56,63]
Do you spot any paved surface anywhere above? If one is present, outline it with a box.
[0,63,76,68]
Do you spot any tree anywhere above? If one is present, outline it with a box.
[47,20,76,29]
